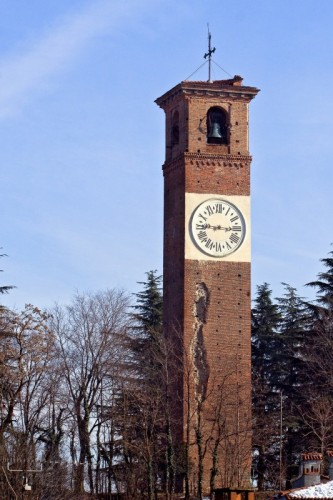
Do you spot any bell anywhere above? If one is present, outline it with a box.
[208,121,222,138]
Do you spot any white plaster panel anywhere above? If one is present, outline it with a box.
[185,192,251,262]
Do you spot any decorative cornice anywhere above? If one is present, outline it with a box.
[162,153,251,175]
[156,79,259,110]
[185,152,251,163]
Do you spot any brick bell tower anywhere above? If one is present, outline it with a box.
[156,71,259,494]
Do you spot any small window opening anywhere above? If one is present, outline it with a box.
[207,107,229,144]
[171,110,179,146]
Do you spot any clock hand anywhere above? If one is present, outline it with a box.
[196,224,233,231]
[209,225,232,231]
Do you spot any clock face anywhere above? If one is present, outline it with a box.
[190,198,246,258]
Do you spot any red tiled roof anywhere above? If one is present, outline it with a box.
[302,453,323,461]
[181,75,244,87]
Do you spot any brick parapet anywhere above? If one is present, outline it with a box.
[155,78,259,110]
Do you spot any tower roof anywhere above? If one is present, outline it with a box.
[155,75,259,109]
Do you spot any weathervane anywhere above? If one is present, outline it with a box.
[204,25,216,82]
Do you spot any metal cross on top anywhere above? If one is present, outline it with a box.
[204,25,216,82]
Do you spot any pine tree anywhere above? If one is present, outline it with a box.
[132,270,163,338]
[131,270,163,380]
[276,284,308,394]
[126,271,164,499]
[301,251,333,460]
[252,283,281,489]
[276,284,309,486]
[306,250,333,310]
[252,283,281,395]
[305,250,333,389]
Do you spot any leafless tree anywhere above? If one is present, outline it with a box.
[51,288,130,495]
[0,304,58,498]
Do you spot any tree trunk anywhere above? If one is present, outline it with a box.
[196,405,204,500]
[257,445,266,491]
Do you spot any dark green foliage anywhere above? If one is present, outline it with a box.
[252,283,282,489]
[302,252,333,460]
[252,250,333,490]
[131,270,163,381]
[304,251,333,389]
[132,270,163,340]
[252,283,310,489]
[123,271,165,499]
[276,284,309,486]
[252,283,281,391]
[306,250,333,309]
[276,284,308,394]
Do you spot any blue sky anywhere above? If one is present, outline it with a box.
[1,0,333,309]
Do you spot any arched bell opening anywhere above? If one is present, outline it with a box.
[206,106,229,145]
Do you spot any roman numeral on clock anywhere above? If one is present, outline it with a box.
[230,233,240,244]
[198,231,208,242]
[191,198,246,257]
[205,238,214,250]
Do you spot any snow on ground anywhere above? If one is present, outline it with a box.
[289,481,333,498]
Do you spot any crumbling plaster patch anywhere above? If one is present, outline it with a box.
[191,282,210,402]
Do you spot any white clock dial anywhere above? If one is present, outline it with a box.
[190,198,246,258]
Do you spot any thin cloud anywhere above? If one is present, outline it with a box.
[0,0,152,119]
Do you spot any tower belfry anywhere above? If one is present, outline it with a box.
[156,53,259,495]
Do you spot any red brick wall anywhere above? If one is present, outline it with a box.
[162,157,186,440]
[183,259,252,490]
[158,79,258,494]
[184,153,250,195]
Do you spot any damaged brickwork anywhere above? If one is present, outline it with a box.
[191,282,210,402]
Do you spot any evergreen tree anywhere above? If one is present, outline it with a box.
[301,250,333,460]
[306,250,333,309]
[132,270,163,338]
[131,270,163,380]
[252,283,281,489]
[252,283,281,394]
[305,250,333,390]
[276,284,309,486]
[124,271,165,499]
[276,284,308,394]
